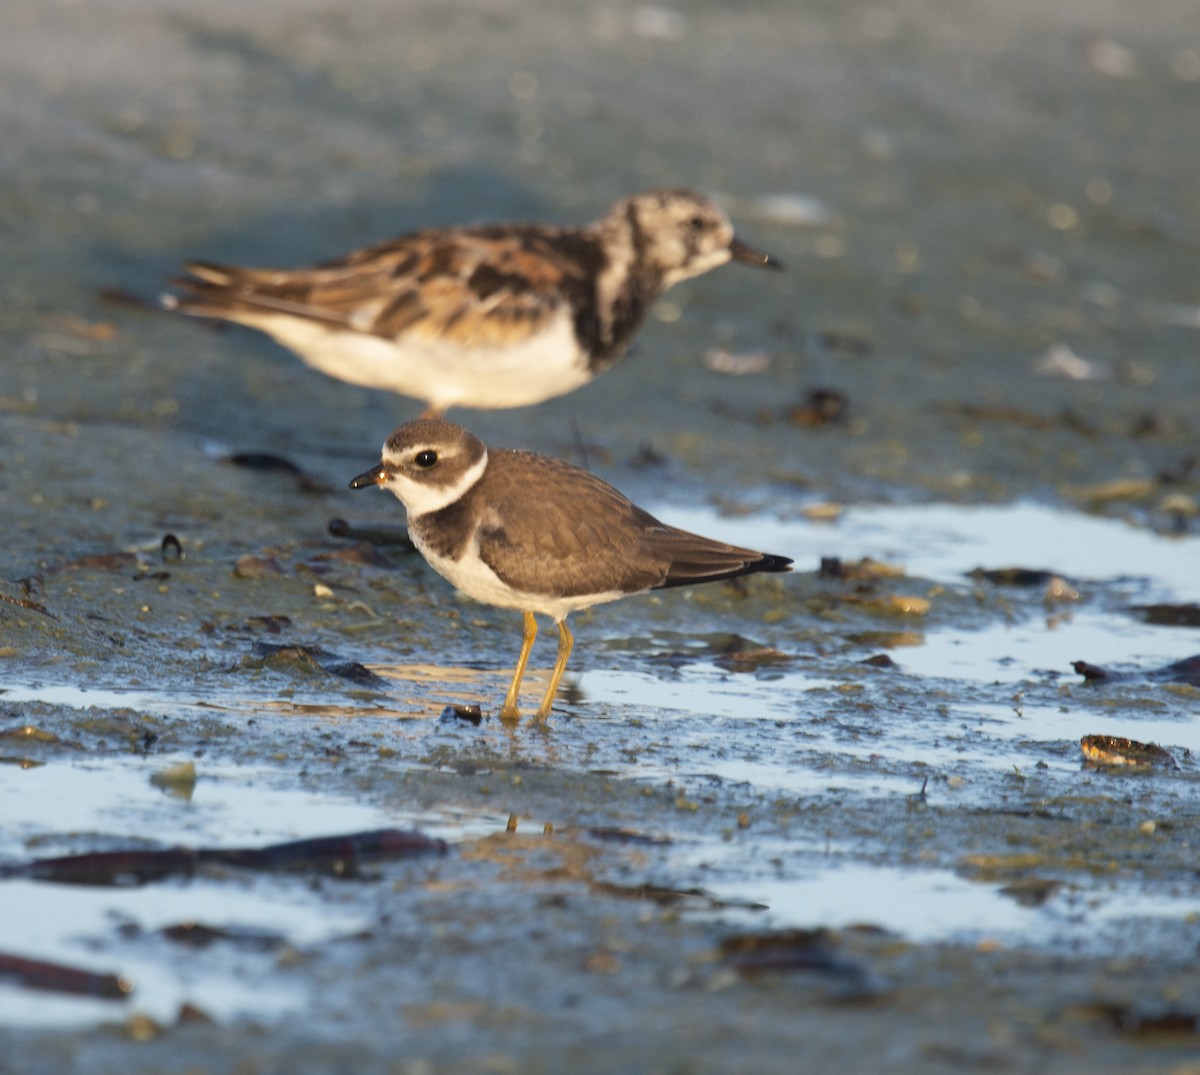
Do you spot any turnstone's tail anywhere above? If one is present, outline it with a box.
[163,262,353,328]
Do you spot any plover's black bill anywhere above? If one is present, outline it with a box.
[349,465,386,490]
[729,238,784,270]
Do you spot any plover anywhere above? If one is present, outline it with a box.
[350,419,792,721]
[167,189,780,417]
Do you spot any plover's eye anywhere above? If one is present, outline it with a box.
[414,449,438,469]
[689,216,706,231]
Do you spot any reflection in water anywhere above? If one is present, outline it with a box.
[0,663,529,723]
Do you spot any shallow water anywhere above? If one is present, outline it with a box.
[3,498,1197,1027]
[665,501,1200,602]
[693,855,1200,951]
[0,757,500,1027]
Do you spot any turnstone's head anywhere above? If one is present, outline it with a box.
[607,189,781,289]
[350,419,488,516]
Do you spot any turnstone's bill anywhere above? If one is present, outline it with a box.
[166,189,780,417]
[349,419,792,721]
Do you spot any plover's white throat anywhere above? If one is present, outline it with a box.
[166,189,780,417]
[350,419,792,722]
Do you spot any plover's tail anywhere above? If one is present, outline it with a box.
[653,533,793,590]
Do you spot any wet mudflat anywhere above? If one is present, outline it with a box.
[2,0,1200,1072]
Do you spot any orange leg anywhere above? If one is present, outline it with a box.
[533,619,574,722]
[499,611,538,721]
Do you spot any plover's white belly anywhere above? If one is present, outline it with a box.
[411,529,627,623]
[249,309,591,410]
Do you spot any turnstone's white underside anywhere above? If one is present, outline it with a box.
[234,307,588,412]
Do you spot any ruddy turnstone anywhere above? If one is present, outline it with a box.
[349,419,792,721]
[166,189,780,417]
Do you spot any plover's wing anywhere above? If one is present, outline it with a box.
[475,454,670,598]
[170,227,594,348]
[473,451,791,600]
[647,526,793,587]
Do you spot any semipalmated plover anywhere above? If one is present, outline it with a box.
[350,419,792,721]
[166,189,779,417]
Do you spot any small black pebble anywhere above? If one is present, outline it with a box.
[439,704,485,726]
